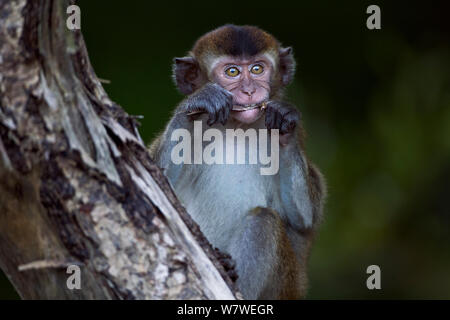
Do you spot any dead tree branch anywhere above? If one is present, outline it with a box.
[0,0,237,299]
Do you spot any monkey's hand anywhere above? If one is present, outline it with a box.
[265,101,300,134]
[180,83,233,126]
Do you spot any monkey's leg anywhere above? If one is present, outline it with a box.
[227,207,302,300]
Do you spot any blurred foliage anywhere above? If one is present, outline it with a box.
[1,0,449,299]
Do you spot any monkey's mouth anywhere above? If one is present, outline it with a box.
[230,101,267,124]
[185,101,267,120]
[232,101,267,112]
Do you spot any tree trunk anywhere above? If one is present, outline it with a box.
[0,0,237,299]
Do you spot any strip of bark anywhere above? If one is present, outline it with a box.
[0,0,237,299]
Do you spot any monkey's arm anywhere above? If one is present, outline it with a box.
[149,82,232,181]
[265,100,326,231]
[176,82,233,126]
[148,112,191,184]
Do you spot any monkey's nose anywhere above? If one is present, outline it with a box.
[242,87,256,96]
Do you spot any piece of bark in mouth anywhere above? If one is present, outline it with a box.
[186,101,267,116]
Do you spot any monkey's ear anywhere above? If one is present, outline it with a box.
[279,47,296,86]
[173,56,207,95]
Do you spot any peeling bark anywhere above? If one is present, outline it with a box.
[0,0,237,299]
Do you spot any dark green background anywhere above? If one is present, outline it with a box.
[1,0,449,299]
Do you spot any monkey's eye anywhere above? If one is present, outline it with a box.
[225,67,240,77]
[250,64,264,74]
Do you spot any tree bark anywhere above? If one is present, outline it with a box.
[0,0,237,299]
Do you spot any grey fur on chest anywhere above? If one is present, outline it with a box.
[174,163,281,251]
[160,115,313,251]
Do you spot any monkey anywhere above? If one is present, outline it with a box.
[149,25,326,299]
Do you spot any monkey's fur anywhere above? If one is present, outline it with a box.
[149,25,326,299]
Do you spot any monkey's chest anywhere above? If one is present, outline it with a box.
[168,117,285,250]
[172,163,282,251]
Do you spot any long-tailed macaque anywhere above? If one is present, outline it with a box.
[150,25,326,299]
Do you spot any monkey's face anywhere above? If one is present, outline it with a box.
[211,55,272,124]
[173,25,296,125]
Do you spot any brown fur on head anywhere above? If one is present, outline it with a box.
[173,24,296,96]
[192,25,279,69]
